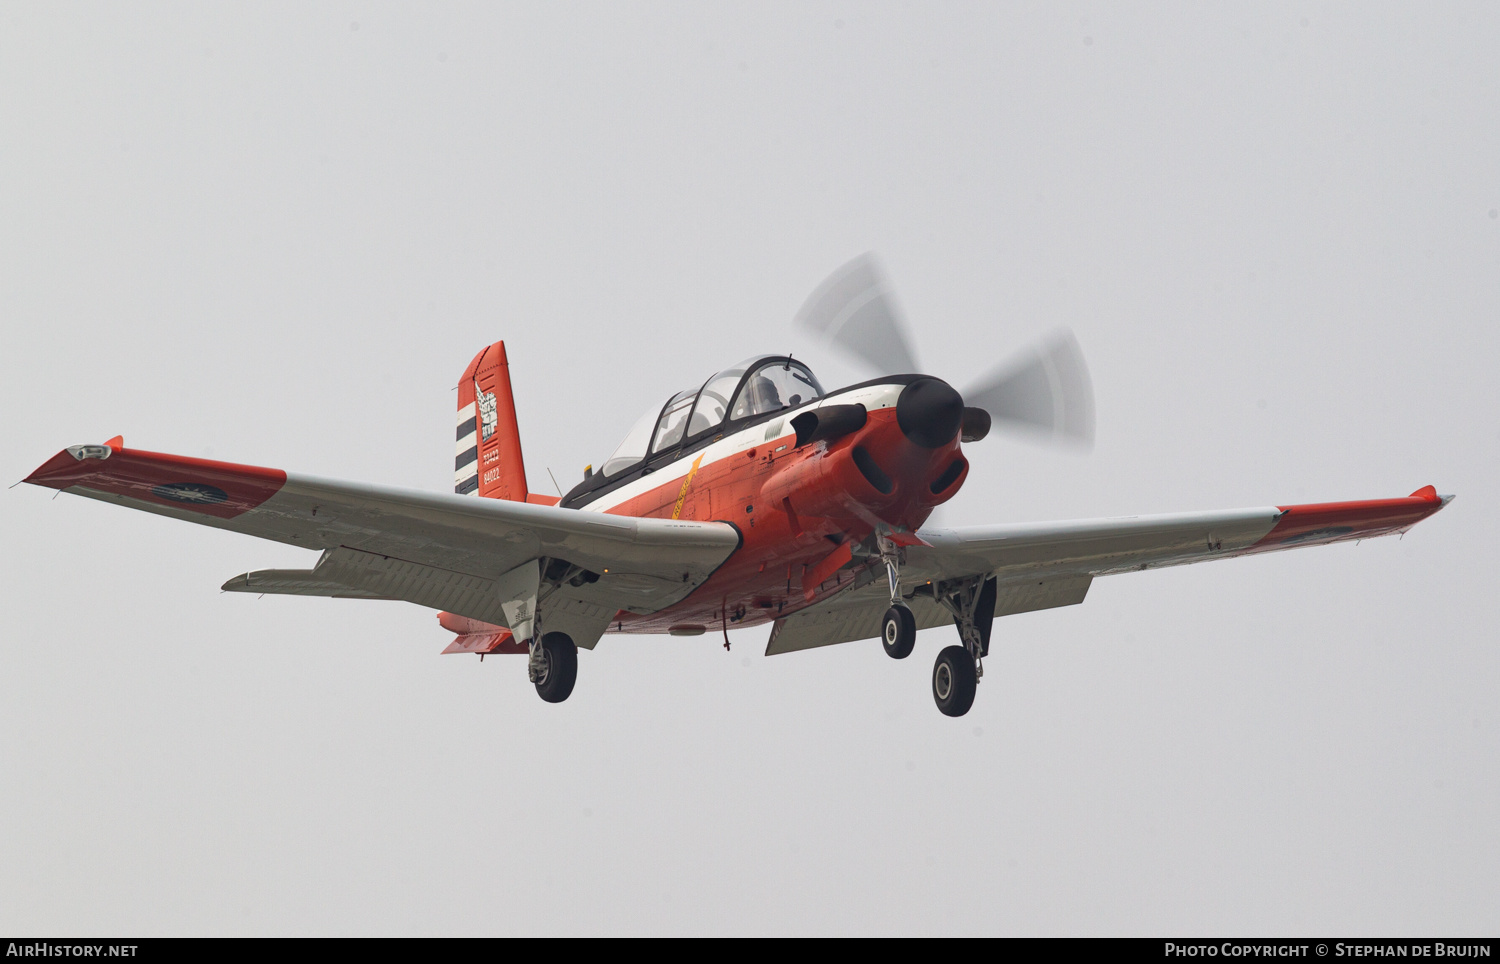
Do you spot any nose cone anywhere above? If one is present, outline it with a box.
[896,377,964,448]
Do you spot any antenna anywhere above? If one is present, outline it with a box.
[546,467,564,498]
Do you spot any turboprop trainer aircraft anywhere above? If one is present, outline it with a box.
[24,255,1452,716]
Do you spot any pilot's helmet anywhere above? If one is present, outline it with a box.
[751,375,781,411]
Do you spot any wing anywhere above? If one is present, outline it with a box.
[906,486,1453,584]
[25,441,740,641]
[765,486,1451,654]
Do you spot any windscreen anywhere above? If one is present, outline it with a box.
[729,360,823,420]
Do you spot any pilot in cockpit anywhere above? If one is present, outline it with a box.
[743,374,783,417]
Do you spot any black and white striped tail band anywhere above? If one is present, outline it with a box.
[455,401,479,494]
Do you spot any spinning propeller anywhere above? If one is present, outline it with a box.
[795,253,1095,447]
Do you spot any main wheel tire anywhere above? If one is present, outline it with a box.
[882,604,917,659]
[932,644,977,717]
[533,632,578,703]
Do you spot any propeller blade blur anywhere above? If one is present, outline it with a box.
[963,329,1095,446]
[795,252,921,376]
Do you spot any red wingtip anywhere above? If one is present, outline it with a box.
[24,450,79,488]
[24,444,286,517]
[105,435,124,452]
[1409,485,1438,502]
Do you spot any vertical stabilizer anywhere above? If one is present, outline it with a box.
[455,341,530,501]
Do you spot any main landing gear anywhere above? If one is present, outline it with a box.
[879,534,998,718]
[928,575,997,718]
[529,631,578,703]
[498,558,582,705]
[932,645,977,716]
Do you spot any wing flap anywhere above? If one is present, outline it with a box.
[766,590,950,655]
[764,572,1094,656]
[992,575,1093,616]
[224,547,516,624]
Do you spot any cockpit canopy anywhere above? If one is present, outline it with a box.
[600,356,825,478]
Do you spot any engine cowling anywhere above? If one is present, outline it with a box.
[759,404,968,530]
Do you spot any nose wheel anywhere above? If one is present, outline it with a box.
[876,533,917,660]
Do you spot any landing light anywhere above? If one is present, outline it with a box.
[66,444,112,461]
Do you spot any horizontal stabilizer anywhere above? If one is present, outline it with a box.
[441,630,526,655]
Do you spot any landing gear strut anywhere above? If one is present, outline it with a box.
[498,557,582,704]
[929,576,997,717]
[877,533,915,659]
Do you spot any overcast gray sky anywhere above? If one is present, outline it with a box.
[2,2,1496,936]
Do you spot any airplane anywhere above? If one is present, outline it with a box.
[22,254,1452,717]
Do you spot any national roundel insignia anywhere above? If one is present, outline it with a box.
[151,482,230,505]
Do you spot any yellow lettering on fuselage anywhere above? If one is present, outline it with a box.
[671,454,705,520]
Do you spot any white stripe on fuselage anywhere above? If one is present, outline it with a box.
[581,382,904,515]
[456,432,477,456]
[457,401,476,423]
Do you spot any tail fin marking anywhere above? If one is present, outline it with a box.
[455,341,529,501]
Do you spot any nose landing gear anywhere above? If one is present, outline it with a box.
[882,605,916,659]
[877,533,916,659]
